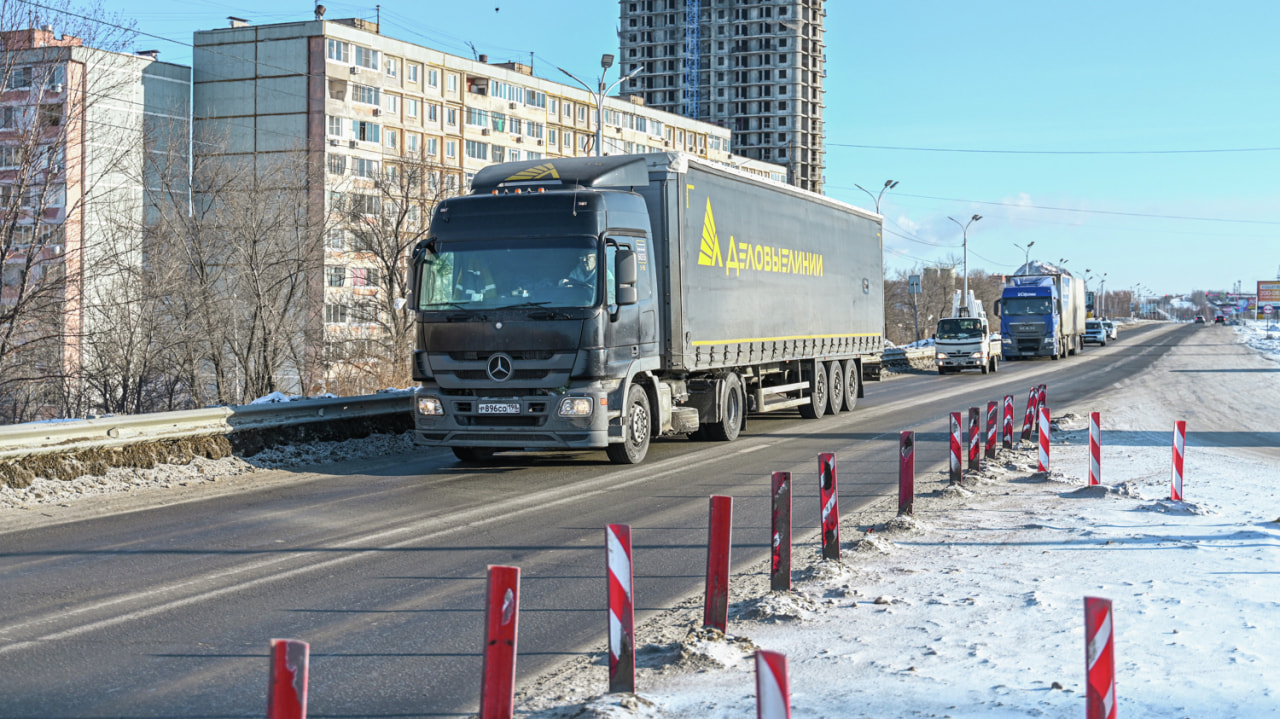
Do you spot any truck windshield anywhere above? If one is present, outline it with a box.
[416,238,602,310]
[936,318,984,339]
[1003,297,1053,316]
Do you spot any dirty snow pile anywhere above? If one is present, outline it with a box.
[517,322,1280,718]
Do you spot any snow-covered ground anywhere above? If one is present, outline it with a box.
[517,320,1280,718]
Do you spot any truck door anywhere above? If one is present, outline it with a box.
[603,235,657,359]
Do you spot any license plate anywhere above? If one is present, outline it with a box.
[478,402,520,415]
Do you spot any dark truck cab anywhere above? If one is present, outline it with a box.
[409,153,884,465]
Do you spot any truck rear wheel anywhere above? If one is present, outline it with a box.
[843,361,859,411]
[704,373,745,442]
[799,361,827,420]
[827,360,845,414]
[990,355,999,373]
[607,384,652,465]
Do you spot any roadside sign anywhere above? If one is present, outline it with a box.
[1266,305,1274,316]
[908,274,922,294]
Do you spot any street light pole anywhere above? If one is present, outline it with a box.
[1013,241,1034,273]
[557,54,642,157]
[854,179,898,214]
[948,213,981,312]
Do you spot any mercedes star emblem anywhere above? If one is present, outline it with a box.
[486,353,514,382]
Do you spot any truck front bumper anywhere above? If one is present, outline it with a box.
[1003,336,1056,358]
[413,384,617,450]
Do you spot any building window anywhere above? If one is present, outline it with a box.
[426,102,439,123]
[352,120,381,142]
[327,267,346,287]
[354,45,379,70]
[350,267,369,287]
[547,128,557,145]
[427,136,439,156]
[327,154,346,175]
[352,157,378,178]
[407,63,420,83]
[445,139,457,158]
[464,140,488,160]
[383,93,400,115]
[385,57,398,78]
[446,107,457,126]
[326,40,349,63]
[385,129,399,151]
[326,229,346,250]
[406,98,419,119]
[407,133,420,153]
[351,83,380,105]
[465,107,489,127]
[325,303,350,324]
[427,68,439,87]
[447,73,458,93]
[327,115,344,137]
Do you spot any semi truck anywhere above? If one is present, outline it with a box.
[935,290,1001,374]
[408,153,885,465]
[997,267,1087,360]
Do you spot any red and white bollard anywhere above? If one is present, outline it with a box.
[1038,385,1048,428]
[266,639,308,719]
[985,400,998,459]
[1038,405,1051,472]
[1084,597,1117,719]
[755,650,792,719]
[704,495,733,631]
[1002,394,1015,449]
[770,472,792,592]
[898,431,914,517]
[967,407,981,473]
[480,565,521,719]
[1089,412,1101,486]
[949,411,962,485]
[819,453,840,561]
[1021,388,1037,440]
[1171,420,1186,501]
[606,524,635,693]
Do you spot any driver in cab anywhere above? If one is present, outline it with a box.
[562,251,598,288]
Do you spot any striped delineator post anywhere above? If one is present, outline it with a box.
[985,400,998,459]
[266,639,308,719]
[967,407,981,473]
[480,565,521,719]
[770,472,792,592]
[819,453,840,561]
[949,412,962,485]
[1037,385,1048,429]
[1038,405,1051,472]
[1021,388,1037,440]
[605,524,635,693]
[1002,394,1015,449]
[898,431,914,516]
[1171,420,1186,501]
[1089,412,1101,486]
[1085,597,1117,719]
[704,495,733,631]
[755,650,792,719]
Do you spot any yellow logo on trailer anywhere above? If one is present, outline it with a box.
[503,163,561,182]
[696,198,824,278]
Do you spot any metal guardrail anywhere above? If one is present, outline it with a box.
[0,392,413,461]
[882,347,935,363]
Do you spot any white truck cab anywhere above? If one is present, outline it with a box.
[935,290,1002,375]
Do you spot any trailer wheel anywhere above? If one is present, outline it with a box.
[827,360,845,414]
[453,447,497,463]
[608,385,652,465]
[705,373,745,442]
[799,361,828,420]
[843,361,859,411]
[990,355,999,373]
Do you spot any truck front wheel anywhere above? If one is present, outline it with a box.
[608,385,652,465]
[704,373,745,442]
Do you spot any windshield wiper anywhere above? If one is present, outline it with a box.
[421,302,467,310]
[496,301,553,310]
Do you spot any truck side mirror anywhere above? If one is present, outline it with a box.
[992,299,1001,317]
[615,249,638,285]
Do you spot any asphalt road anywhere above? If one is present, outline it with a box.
[0,323,1187,718]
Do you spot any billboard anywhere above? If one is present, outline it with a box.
[1258,281,1280,319]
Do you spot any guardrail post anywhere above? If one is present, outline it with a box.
[266,639,308,719]
[605,525,635,693]
[1171,420,1186,500]
[1038,405,1051,472]
[1089,412,1101,486]
[949,412,962,485]
[755,650,792,719]
[1085,597,1117,719]
[704,495,733,631]
[1002,394,1015,449]
[818,453,840,561]
[480,565,521,719]
[898,431,914,516]
[770,472,792,592]
[985,400,998,459]
[967,407,981,473]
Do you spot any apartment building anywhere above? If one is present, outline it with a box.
[0,27,190,417]
[193,12,783,393]
[619,0,827,193]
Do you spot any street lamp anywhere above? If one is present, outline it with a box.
[854,179,898,214]
[948,213,981,312]
[557,54,642,157]
[1013,241,1034,274]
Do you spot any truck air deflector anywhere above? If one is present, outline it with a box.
[469,155,651,193]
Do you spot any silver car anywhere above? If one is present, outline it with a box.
[1084,319,1107,346]
[1101,320,1118,340]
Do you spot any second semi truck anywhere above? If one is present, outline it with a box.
[408,153,885,464]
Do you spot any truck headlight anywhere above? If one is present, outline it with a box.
[1042,338,1056,346]
[970,352,984,358]
[558,397,594,417]
[936,353,948,360]
[416,396,444,416]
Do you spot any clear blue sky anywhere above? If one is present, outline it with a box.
[68,0,1280,297]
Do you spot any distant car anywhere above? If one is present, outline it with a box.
[1194,316,1206,324]
[1214,315,1226,324]
[1101,320,1118,340]
[1084,319,1107,345]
